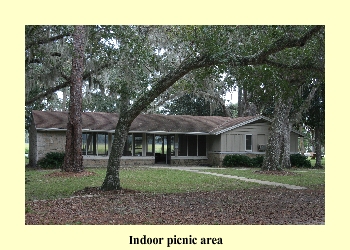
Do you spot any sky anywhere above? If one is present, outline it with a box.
[224,90,238,104]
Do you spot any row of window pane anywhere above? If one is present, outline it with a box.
[82,132,207,157]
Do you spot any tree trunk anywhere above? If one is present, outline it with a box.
[101,113,132,190]
[279,108,292,169]
[62,26,86,172]
[262,96,292,170]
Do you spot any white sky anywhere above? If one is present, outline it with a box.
[224,90,238,104]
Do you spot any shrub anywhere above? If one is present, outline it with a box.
[222,154,263,168]
[250,155,264,168]
[290,153,311,168]
[37,152,65,169]
[223,154,313,169]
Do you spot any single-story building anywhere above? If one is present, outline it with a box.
[29,110,302,167]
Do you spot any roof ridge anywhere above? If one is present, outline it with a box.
[212,115,266,135]
[208,116,234,134]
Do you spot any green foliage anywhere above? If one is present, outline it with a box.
[290,154,312,168]
[222,154,263,168]
[37,152,65,169]
[250,155,264,168]
[223,154,313,169]
[160,94,227,116]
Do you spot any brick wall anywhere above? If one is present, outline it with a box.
[37,131,66,160]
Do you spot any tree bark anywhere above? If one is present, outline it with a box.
[279,98,293,169]
[62,26,86,172]
[262,96,292,170]
[101,113,132,190]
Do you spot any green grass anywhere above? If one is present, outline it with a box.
[202,168,325,188]
[25,166,325,201]
[309,157,325,167]
[25,167,262,201]
[120,168,261,193]
[25,168,106,201]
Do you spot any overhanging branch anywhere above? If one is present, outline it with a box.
[25,33,71,50]
[25,61,113,106]
[265,60,325,74]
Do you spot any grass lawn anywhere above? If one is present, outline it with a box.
[25,167,263,201]
[310,157,325,167]
[25,166,325,201]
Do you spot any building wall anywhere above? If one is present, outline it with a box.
[207,135,221,152]
[36,131,66,160]
[83,156,209,167]
[220,121,270,152]
[207,122,301,166]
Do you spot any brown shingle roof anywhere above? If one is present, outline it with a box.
[31,110,271,135]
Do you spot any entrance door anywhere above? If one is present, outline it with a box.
[154,135,173,164]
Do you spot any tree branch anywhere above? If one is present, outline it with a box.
[25,52,62,65]
[130,26,323,119]
[25,33,71,50]
[25,81,71,106]
[265,59,325,73]
[256,26,324,63]
[25,61,113,106]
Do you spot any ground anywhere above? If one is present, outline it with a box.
[25,171,324,225]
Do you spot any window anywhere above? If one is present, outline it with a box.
[178,135,206,156]
[198,136,206,156]
[133,133,143,156]
[245,134,252,151]
[154,135,175,156]
[178,134,187,156]
[146,134,154,156]
[82,132,108,156]
[187,135,197,156]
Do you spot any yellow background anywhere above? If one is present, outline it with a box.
[1,1,347,249]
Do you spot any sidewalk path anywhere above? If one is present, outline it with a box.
[148,166,307,190]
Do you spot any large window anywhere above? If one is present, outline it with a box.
[82,132,108,156]
[178,135,206,156]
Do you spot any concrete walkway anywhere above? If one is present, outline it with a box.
[148,166,307,190]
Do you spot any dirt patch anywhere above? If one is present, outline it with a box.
[25,186,325,225]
